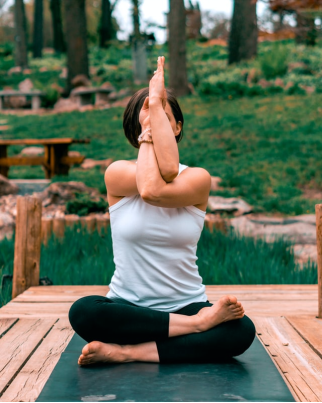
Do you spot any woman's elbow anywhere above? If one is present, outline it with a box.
[161,169,178,183]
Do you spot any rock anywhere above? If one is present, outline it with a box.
[247,68,260,84]
[117,88,131,98]
[8,66,22,75]
[210,176,222,191]
[79,105,95,112]
[230,214,316,245]
[53,97,78,112]
[0,175,19,196]
[0,211,15,227]
[101,81,115,90]
[23,68,32,75]
[90,66,98,75]
[34,181,101,207]
[18,78,33,92]
[274,78,284,87]
[284,82,294,91]
[71,74,91,88]
[81,158,113,170]
[258,79,272,89]
[288,62,311,74]
[300,85,315,95]
[50,82,64,94]
[204,213,228,233]
[20,146,44,156]
[207,196,252,216]
[292,244,317,264]
[39,66,48,72]
[60,67,68,79]
[43,48,55,54]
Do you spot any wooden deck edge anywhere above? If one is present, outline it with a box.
[255,333,300,402]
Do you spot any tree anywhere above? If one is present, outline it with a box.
[49,0,65,53]
[228,0,258,64]
[130,0,147,84]
[168,0,190,96]
[63,0,89,93]
[14,0,28,68]
[99,0,118,48]
[132,0,140,39]
[33,0,43,58]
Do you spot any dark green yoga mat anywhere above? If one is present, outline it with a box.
[37,334,295,402]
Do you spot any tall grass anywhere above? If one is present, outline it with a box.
[0,226,317,307]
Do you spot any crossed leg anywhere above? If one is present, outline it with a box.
[68,295,255,365]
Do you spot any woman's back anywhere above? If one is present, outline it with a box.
[107,163,207,312]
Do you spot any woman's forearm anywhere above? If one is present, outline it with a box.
[149,98,179,182]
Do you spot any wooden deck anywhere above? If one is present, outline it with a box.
[0,284,322,402]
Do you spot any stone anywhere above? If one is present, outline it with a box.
[100,81,114,90]
[39,66,48,72]
[111,96,132,108]
[53,97,78,112]
[210,176,222,191]
[23,68,32,75]
[207,196,252,216]
[60,67,68,79]
[81,158,113,170]
[301,85,315,95]
[0,211,15,227]
[68,151,82,157]
[284,82,294,91]
[274,78,284,87]
[18,78,34,92]
[20,146,44,156]
[34,181,101,207]
[258,79,272,89]
[71,74,91,88]
[0,175,19,196]
[50,82,64,94]
[8,66,22,75]
[292,244,317,265]
[230,214,316,245]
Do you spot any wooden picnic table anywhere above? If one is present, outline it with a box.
[0,90,44,110]
[0,138,90,179]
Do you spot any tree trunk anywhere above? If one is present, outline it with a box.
[132,0,140,39]
[296,12,316,46]
[63,0,89,93]
[14,0,28,68]
[50,0,66,53]
[228,0,258,64]
[33,0,43,58]
[99,0,112,48]
[168,0,190,97]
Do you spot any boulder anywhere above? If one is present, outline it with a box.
[210,176,222,191]
[81,158,113,170]
[18,78,34,92]
[0,175,19,196]
[20,146,44,156]
[293,244,317,264]
[207,196,252,216]
[230,214,316,245]
[0,211,15,227]
[54,97,78,112]
[34,181,101,207]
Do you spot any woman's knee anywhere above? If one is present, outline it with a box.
[231,315,256,357]
[68,295,106,333]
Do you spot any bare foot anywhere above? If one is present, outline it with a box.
[196,295,245,332]
[78,341,132,366]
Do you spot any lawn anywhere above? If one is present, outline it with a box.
[2,91,322,215]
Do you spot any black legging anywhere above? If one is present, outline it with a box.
[69,295,256,363]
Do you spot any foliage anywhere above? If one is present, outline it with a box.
[65,192,108,216]
[259,45,289,80]
[0,226,316,307]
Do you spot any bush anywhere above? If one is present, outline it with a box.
[260,45,288,79]
[65,192,108,216]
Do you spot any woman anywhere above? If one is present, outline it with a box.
[69,56,256,365]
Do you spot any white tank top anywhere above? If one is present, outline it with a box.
[106,163,208,312]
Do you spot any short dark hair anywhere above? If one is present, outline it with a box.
[123,87,184,149]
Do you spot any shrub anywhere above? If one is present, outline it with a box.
[65,192,108,216]
[260,45,288,79]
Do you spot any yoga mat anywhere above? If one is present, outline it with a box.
[37,334,295,402]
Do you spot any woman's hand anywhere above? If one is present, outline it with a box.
[139,96,150,131]
[149,56,167,108]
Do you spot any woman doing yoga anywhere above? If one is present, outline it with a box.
[69,56,256,365]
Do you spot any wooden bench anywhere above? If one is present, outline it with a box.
[0,90,45,110]
[72,87,114,106]
[0,138,90,179]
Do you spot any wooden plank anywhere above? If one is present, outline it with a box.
[18,285,109,295]
[1,318,74,402]
[0,156,46,166]
[60,155,85,165]
[0,318,18,338]
[0,302,71,318]
[253,316,322,402]
[286,316,322,358]
[0,138,90,146]
[0,318,56,395]
[315,204,322,318]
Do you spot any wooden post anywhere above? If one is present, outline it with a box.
[315,204,322,318]
[65,215,79,229]
[52,217,65,238]
[96,215,109,235]
[80,216,96,233]
[41,217,53,246]
[12,196,42,299]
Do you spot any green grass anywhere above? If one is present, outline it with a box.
[2,91,322,214]
[0,226,317,307]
